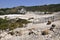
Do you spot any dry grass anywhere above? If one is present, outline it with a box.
[41,29,50,35]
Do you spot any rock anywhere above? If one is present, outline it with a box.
[0,32,7,37]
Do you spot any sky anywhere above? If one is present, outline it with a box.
[0,0,60,8]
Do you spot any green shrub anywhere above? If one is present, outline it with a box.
[0,18,30,30]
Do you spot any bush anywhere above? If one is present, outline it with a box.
[41,29,49,35]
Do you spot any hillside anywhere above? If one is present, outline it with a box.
[0,4,60,15]
[24,4,60,12]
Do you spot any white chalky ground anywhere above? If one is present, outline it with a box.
[0,12,60,40]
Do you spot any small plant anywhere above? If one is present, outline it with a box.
[52,24,56,27]
[47,21,51,25]
[8,31,14,35]
[49,24,56,31]
[28,17,34,20]
[28,31,34,35]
